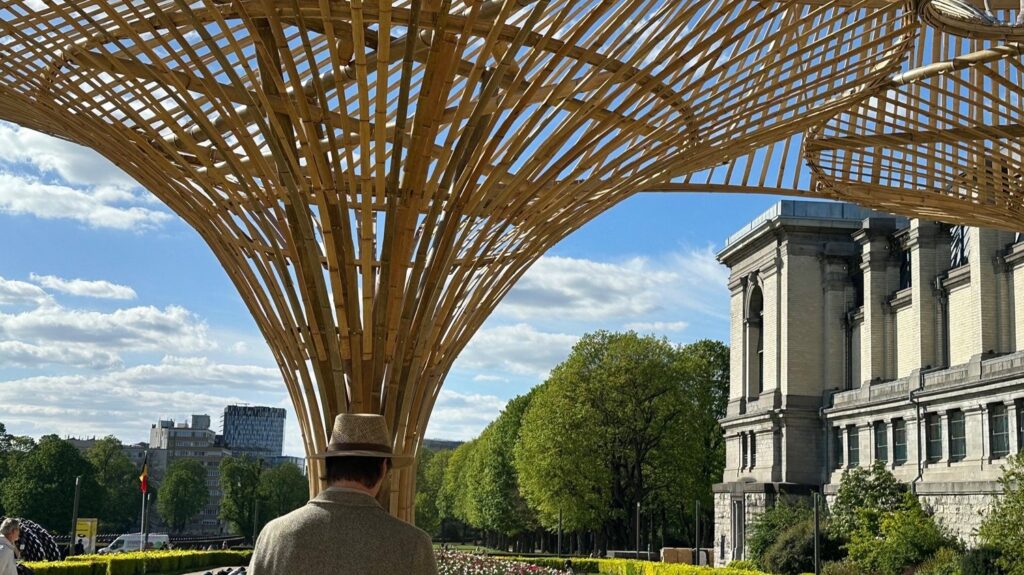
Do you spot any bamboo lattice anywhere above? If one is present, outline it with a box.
[0,0,1016,520]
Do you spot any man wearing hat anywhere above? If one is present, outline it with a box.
[250,414,437,574]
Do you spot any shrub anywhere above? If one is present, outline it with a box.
[759,518,841,575]
[829,461,905,540]
[821,560,860,575]
[959,546,1004,575]
[845,492,955,575]
[916,547,962,575]
[979,453,1024,575]
[24,550,251,575]
[747,499,812,566]
[727,560,759,571]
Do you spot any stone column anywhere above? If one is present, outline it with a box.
[854,218,901,385]
[964,405,985,466]
[728,276,747,416]
[936,411,950,465]
[906,220,951,371]
[971,228,1017,358]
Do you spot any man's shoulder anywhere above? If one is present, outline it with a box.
[378,513,432,545]
[261,502,322,535]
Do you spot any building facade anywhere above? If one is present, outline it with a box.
[713,201,1024,566]
[150,415,231,534]
[222,405,286,460]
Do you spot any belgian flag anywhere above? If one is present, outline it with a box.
[139,452,149,493]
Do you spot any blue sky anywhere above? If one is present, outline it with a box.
[0,121,783,456]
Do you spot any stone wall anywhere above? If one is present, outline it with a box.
[917,483,1001,546]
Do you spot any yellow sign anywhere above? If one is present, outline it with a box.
[75,518,98,555]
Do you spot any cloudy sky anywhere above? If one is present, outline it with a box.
[0,121,784,456]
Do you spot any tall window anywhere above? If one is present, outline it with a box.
[899,249,912,290]
[893,418,907,465]
[741,433,748,469]
[874,421,888,463]
[1017,399,1024,453]
[847,425,860,468]
[949,409,966,462]
[833,427,843,470]
[991,404,1010,459]
[746,285,764,398]
[750,432,757,469]
[926,413,942,463]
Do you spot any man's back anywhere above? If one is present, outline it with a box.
[250,488,438,575]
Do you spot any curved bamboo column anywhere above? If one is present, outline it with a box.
[0,0,916,521]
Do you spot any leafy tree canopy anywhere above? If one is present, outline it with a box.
[0,435,102,532]
[157,458,208,532]
[85,436,140,532]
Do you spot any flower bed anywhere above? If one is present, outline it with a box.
[438,551,571,574]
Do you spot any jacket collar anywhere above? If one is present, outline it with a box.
[316,487,383,509]
[0,535,15,552]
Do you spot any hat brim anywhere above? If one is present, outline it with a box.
[312,449,415,468]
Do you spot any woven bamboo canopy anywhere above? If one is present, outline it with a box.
[0,0,1020,519]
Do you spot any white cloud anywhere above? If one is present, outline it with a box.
[425,389,507,441]
[498,247,729,324]
[624,320,689,333]
[0,340,121,369]
[0,277,52,307]
[0,356,286,444]
[29,273,137,300]
[458,323,578,378]
[0,173,170,231]
[472,374,508,383]
[500,256,676,321]
[0,304,211,352]
[0,122,135,188]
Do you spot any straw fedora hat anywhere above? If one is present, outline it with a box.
[314,413,414,468]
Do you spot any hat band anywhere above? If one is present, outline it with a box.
[327,441,393,454]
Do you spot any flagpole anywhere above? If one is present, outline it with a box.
[139,450,149,552]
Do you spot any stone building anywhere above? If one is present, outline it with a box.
[713,200,1024,566]
[150,415,231,534]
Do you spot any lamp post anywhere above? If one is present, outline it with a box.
[635,502,641,560]
[557,509,562,558]
[68,476,81,556]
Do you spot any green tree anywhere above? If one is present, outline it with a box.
[439,440,479,525]
[828,461,906,540]
[85,436,139,532]
[219,456,261,541]
[0,435,102,532]
[471,393,538,539]
[515,331,712,547]
[256,463,308,534]
[674,339,730,542]
[0,422,37,517]
[416,448,448,536]
[980,452,1024,574]
[157,459,208,532]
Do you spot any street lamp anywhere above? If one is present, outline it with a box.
[635,502,640,560]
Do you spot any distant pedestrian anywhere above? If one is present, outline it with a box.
[0,518,21,575]
[73,539,84,556]
[250,413,437,575]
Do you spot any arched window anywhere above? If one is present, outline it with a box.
[746,284,764,399]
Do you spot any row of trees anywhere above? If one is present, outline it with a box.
[0,425,307,540]
[416,332,729,553]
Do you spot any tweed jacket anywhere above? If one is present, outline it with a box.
[250,488,438,575]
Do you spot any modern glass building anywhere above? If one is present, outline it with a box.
[222,405,286,460]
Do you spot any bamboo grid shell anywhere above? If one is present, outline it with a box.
[0,0,1019,520]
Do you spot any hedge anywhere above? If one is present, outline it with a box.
[513,557,769,575]
[24,550,252,575]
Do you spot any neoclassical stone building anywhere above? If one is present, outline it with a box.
[712,200,1024,566]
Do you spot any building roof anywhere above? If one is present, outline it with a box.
[718,200,906,263]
